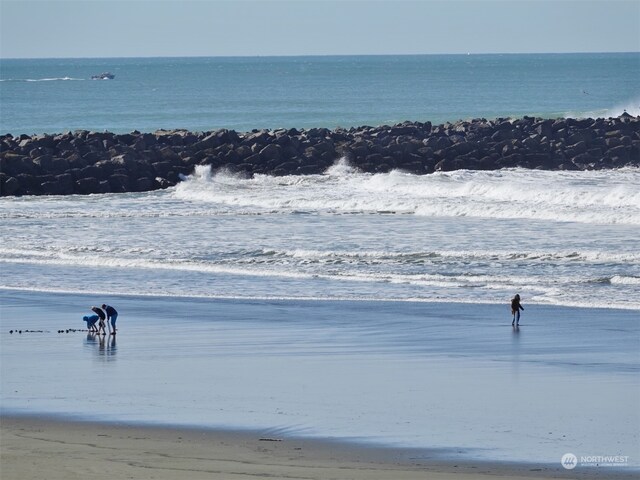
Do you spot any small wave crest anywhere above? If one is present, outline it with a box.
[2,245,638,309]
[4,245,638,269]
[256,247,640,265]
[610,275,640,286]
[0,77,85,82]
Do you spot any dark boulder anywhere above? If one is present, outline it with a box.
[565,141,588,157]
[524,153,553,169]
[77,165,102,180]
[296,164,323,175]
[75,177,101,194]
[151,161,173,177]
[192,132,221,150]
[272,160,299,175]
[41,173,74,195]
[571,152,597,168]
[2,154,37,176]
[97,180,110,193]
[311,140,336,155]
[135,177,154,192]
[33,155,54,173]
[1,176,20,196]
[260,143,282,162]
[156,146,181,163]
[108,174,131,193]
[15,173,39,194]
[606,145,630,163]
[1,115,638,195]
[435,158,466,172]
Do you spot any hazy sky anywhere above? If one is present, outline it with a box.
[1,0,639,58]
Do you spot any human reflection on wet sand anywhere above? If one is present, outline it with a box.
[511,324,521,377]
[85,332,116,359]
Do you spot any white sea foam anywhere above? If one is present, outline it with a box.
[3,244,638,309]
[3,244,637,269]
[0,252,313,280]
[5,164,638,225]
[262,247,640,265]
[2,161,638,312]
[610,275,640,286]
[0,246,563,292]
[0,77,85,82]
[568,97,640,119]
[173,164,640,225]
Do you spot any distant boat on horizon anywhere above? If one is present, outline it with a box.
[91,72,115,80]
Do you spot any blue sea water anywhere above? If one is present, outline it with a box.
[0,53,639,309]
[1,54,639,468]
[1,53,639,134]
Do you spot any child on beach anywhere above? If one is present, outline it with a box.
[83,314,99,333]
[511,294,524,326]
[91,306,107,334]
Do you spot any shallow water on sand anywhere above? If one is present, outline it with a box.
[1,290,638,467]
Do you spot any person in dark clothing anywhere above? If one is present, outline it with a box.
[101,304,118,335]
[91,306,107,334]
[511,294,524,326]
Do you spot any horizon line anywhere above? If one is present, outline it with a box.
[2,50,639,61]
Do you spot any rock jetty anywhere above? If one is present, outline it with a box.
[1,114,638,196]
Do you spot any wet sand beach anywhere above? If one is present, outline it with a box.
[1,289,638,478]
[2,415,635,480]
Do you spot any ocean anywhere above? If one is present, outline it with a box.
[1,53,639,135]
[1,164,640,310]
[1,53,639,309]
[1,53,639,468]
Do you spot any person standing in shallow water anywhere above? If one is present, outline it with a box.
[511,294,524,326]
[102,304,118,335]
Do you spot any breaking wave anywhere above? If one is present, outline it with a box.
[2,160,638,312]
[3,245,638,269]
[2,244,639,310]
[173,162,640,225]
[609,275,640,286]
